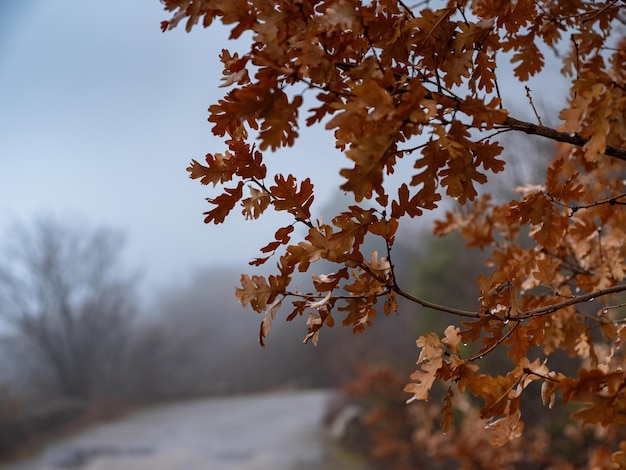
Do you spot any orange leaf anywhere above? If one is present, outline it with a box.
[236,273,287,313]
[442,325,462,353]
[391,184,425,218]
[270,175,314,221]
[203,182,244,224]
[241,186,270,220]
[440,387,454,434]
[485,409,524,446]
[187,153,236,186]
[405,332,444,403]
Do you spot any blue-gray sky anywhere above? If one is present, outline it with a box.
[0,1,569,302]
[0,0,342,300]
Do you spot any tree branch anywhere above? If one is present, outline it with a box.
[393,285,481,319]
[515,284,626,320]
[501,116,626,162]
[391,282,626,322]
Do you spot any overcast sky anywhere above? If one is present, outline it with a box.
[0,1,570,305]
[0,0,345,301]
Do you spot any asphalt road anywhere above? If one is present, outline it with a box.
[4,389,365,470]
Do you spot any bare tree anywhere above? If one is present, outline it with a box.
[0,217,137,399]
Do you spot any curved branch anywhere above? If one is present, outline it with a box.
[393,285,481,319]
[501,116,626,162]
[392,282,626,322]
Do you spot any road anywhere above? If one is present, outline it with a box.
[3,390,366,470]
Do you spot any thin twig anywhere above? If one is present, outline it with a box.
[524,86,543,125]
[467,321,520,362]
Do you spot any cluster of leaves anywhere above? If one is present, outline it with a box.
[345,365,626,469]
[162,0,626,453]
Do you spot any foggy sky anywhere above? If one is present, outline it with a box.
[0,1,569,303]
[0,0,342,301]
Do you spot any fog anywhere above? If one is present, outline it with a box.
[0,214,423,468]
[0,1,576,467]
[0,0,348,302]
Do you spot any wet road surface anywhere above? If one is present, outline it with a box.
[3,390,364,470]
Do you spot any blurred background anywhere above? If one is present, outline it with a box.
[0,1,425,466]
[2,1,606,469]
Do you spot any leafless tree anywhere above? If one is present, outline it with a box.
[0,217,137,399]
